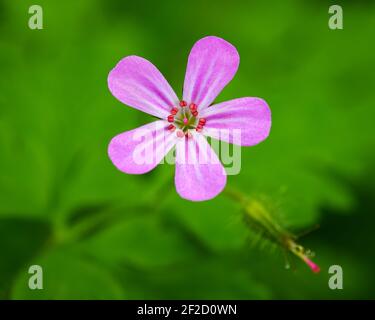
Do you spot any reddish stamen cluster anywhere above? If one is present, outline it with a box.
[166,101,207,136]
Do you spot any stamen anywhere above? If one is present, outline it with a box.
[167,115,174,122]
[196,125,203,132]
[189,103,197,111]
[167,124,176,132]
[199,118,206,125]
[179,100,187,107]
[185,131,192,139]
[192,110,198,117]
[170,107,178,115]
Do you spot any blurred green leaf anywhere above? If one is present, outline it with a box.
[11,248,125,299]
[161,193,248,252]
[0,218,51,299]
[81,215,200,268]
[115,255,271,299]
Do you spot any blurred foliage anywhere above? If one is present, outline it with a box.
[0,0,374,299]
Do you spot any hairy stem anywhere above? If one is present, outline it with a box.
[224,186,320,273]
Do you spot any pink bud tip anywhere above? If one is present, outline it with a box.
[304,257,320,273]
[183,117,188,125]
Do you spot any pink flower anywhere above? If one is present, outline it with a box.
[108,36,271,201]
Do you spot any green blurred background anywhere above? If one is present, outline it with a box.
[0,0,374,299]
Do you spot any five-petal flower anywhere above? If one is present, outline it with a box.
[108,36,271,201]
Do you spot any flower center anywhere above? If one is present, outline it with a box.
[166,100,207,138]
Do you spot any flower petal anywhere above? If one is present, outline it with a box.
[183,36,240,111]
[200,97,271,146]
[108,56,179,118]
[108,120,177,174]
[175,133,227,201]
